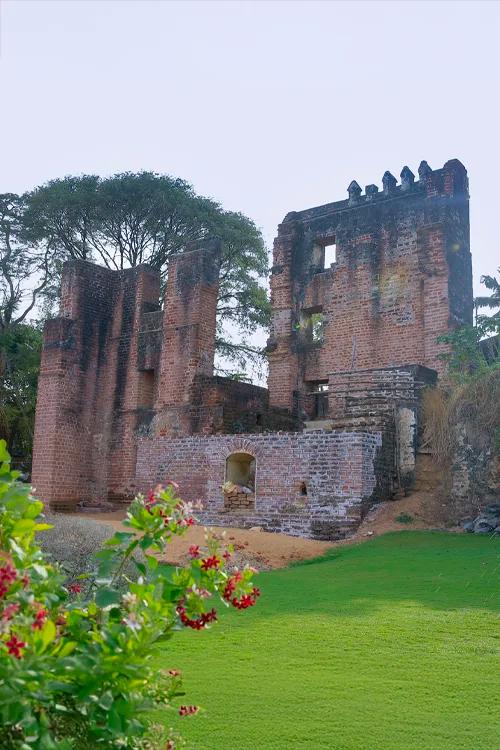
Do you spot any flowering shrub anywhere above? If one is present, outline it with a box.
[0,441,260,749]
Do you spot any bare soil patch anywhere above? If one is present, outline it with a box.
[75,489,451,570]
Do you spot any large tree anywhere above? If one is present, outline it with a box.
[25,172,270,376]
[0,194,51,463]
[0,193,54,341]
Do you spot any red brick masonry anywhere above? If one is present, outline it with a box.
[32,159,473,538]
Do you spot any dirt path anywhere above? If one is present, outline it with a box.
[78,489,450,570]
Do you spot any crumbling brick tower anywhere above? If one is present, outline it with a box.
[31,262,160,509]
[267,159,473,418]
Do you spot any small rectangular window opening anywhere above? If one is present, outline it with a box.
[307,381,329,419]
[138,370,155,408]
[310,312,325,342]
[323,241,336,267]
[300,306,325,344]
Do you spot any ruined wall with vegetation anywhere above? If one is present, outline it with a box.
[422,367,500,522]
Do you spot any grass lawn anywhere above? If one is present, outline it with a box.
[154,532,500,750]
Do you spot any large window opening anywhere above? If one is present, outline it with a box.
[300,306,325,344]
[223,452,256,511]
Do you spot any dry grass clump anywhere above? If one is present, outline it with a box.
[422,366,500,465]
[40,513,143,584]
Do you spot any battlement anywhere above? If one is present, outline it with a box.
[282,159,468,224]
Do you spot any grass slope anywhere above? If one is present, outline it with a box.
[155,532,500,750]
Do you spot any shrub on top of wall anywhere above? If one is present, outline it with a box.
[0,441,260,749]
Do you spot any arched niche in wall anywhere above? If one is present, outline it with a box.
[223,451,256,511]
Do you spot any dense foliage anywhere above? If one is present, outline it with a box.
[0,326,42,467]
[423,270,499,469]
[0,441,259,749]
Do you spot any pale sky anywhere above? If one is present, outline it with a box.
[1,0,498,303]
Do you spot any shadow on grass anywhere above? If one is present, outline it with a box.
[249,531,500,618]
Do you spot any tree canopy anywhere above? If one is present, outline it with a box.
[0,172,271,466]
[24,172,270,375]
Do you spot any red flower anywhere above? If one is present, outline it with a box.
[32,608,48,630]
[222,550,231,562]
[68,583,82,594]
[6,633,26,659]
[188,545,200,559]
[179,705,199,717]
[223,575,261,609]
[200,555,220,571]
[186,517,195,526]
[176,603,217,630]
[222,571,245,601]
[1,603,20,621]
[231,590,260,610]
[0,562,17,598]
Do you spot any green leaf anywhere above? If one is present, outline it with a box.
[12,518,36,535]
[95,588,122,608]
[33,563,49,578]
[38,620,56,652]
[25,500,44,519]
[0,439,11,463]
[57,640,77,657]
[106,531,136,545]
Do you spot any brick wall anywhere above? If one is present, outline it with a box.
[32,260,161,509]
[268,159,472,411]
[135,431,383,539]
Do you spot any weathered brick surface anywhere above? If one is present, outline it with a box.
[32,245,298,511]
[267,159,472,411]
[32,156,473,538]
[32,260,161,509]
[135,431,382,539]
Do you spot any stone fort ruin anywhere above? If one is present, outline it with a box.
[32,158,473,539]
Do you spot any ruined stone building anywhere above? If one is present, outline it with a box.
[32,158,473,539]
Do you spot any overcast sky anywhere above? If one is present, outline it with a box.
[1,0,498,295]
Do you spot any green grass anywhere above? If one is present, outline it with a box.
[154,532,500,750]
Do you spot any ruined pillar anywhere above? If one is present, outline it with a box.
[154,238,221,436]
[267,217,302,412]
[32,260,161,509]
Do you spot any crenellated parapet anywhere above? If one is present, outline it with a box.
[281,159,469,227]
